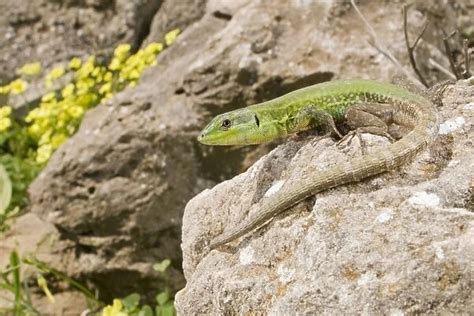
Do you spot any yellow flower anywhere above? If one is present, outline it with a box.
[61,84,75,98]
[145,54,157,66]
[9,79,28,94]
[144,42,163,55]
[102,299,128,316]
[114,44,131,61]
[18,62,42,76]
[76,56,95,78]
[56,111,68,128]
[99,82,112,95]
[25,109,36,123]
[108,58,122,71]
[103,93,113,101]
[41,92,56,102]
[0,117,11,132]
[76,78,95,92]
[92,66,104,78]
[165,29,180,46]
[0,106,12,117]
[39,129,52,146]
[46,66,65,81]
[36,144,53,164]
[27,123,41,138]
[45,66,65,87]
[68,105,84,119]
[0,85,10,94]
[51,133,67,148]
[68,57,82,70]
[125,68,141,81]
[104,71,113,82]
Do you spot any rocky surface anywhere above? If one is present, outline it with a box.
[0,0,472,312]
[0,0,158,82]
[177,80,473,313]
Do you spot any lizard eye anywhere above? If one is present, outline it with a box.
[221,119,231,129]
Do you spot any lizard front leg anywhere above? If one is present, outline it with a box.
[291,106,343,144]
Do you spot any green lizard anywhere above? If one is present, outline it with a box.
[198,79,440,249]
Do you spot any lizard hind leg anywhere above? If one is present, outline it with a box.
[338,103,397,155]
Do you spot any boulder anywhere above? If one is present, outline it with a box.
[176,80,473,312]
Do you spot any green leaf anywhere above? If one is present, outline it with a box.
[0,163,12,214]
[156,291,169,306]
[122,293,141,311]
[138,305,154,316]
[156,303,175,316]
[153,259,171,273]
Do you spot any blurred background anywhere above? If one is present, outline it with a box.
[0,0,472,314]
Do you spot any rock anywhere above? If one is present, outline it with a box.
[0,0,467,310]
[176,80,473,313]
[31,291,89,316]
[0,0,156,81]
[0,213,58,269]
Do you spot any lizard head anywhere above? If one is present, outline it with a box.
[198,109,272,145]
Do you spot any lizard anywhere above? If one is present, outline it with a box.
[197,79,442,249]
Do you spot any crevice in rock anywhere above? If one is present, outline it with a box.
[465,188,473,211]
[213,11,232,21]
[76,243,98,255]
[131,0,164,52]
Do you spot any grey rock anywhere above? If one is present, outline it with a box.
[177,82,474,313]
[0,0,152,81]
[0,0,468,310]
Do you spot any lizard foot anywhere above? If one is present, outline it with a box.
[337,129,396,155]
[337,129,367,155]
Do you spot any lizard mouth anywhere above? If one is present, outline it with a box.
[197,130,219,145]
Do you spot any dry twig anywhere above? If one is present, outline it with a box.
[442,30,461,79]
[428,58,457,79]
[403,5,429,87]
[461,38,471,78]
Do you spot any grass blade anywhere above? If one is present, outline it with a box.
[9,250,21,314]
[0,163,12,214]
